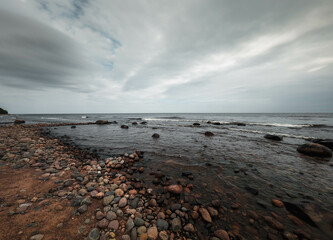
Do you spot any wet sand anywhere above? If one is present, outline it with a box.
[0,123,332,240]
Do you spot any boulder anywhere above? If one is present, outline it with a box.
[205,131,214,136]
[264,134,283,141]
[297,143,332,158]
[311,139,333,150]
[14,119,25,124]
[152,133,160,138]
[121,125,129,129]
[95,120,109,125]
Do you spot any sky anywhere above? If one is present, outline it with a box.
[0,0,332,114]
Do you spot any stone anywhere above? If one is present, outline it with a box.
[264,134,283,141]
[171,218,181,232]
[137,226,147,235]
[126,219,135,231]
[208,207,218,217]
[156,219,169,231]
[78,204,87,213]
[184,223,195,232]
[108,220,119,230]
[167,185,183,194]
[297,143,332,158]
[30,234,44,240]
[159,231,169,240]
[87,228,99,240]
[147,226,158,239]
[95,120,109,125]
[214,230,230,240]
[106,211,117,221]
[103,195,114,206]
[121,125,129,129]
[311,139,333,150]
[118,197,127,208]
[191,210,199,220]
[96,211,104,220]
[97,218,109,229]
[263,216,284,231]
[134,217,145,226]
[199,208,212,222]
[205,131,214,136]
[140,233,148,240]
[122,235,131,240]
[272,199,284,208]
[115,188,124,197]
[149,199,157,207]
[152,133,160,138]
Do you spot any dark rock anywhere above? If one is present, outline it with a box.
[311,139,333,150]
[87,228,99,240]
[193,123,200,126]
[205,131,214,136]
[297,143,332,158]
[182,171,192,177]
[152,133,160,138]
[264,134,283,141]
[134,217,145,226]
[121,125,129,129]
[0,108,8,114]
[171,203,181,211]
[71,126,76,129]
[171,218,181,232]
[77,204,87,213]
[132,122,138,125]
[95,120,109,125]
[14,119,25,124]
[140,121,147,124]
[156,219,169,231]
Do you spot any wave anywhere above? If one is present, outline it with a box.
[156,116,185,119]
[81,116,88,119]
[144,118,205,122]
[229,127,313,140]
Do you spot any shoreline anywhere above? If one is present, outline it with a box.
[0,123,332,240]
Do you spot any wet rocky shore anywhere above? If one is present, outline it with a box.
[0,123,332,240]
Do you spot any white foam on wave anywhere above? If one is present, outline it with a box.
[229,127,312,140]
[248,122,311,128]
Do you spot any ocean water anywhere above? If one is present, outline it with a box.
[2,113,333,237]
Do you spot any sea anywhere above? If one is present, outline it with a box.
[1,113,333,237]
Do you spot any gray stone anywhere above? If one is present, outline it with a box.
[126,219,135,231]
[171,218,181,232]
[30,234,44,240]
[157,219,169,231]
[134,217,145,226]
[87,228,99,240]
[106,211,117,221]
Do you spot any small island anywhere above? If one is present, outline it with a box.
[0,108,8,114]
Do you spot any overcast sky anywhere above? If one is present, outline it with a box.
[0,0,332,113]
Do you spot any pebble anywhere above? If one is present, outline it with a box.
[167,185,183,194]
[126,219,135,231]
[159,231,169,240]
[87,228,100,240]
[106,211,117,221]
[137,226,147,235]
[134,217,145,226]
[272,199,284,208]
[171,218,181,232]
[108,220,119,230]
[199,208,212,222]
[156,219,169,231]
[30,234,44,240]
[97,218,109,229]
[118,197,127,208]
[115,188,124,197]
[184,223,195,232]
[103,195,114,206]
[147,226,158,239]
[214,230,230,240]
[78,204,87,213]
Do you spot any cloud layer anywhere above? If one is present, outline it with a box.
[0,0,332,113]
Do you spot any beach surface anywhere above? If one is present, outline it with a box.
[0,119,332,240]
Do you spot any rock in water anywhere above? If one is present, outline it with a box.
[264,134,283,141]
[14,119,25,124]
[95,120,109,125]
[205,131,214,136]
[297,143,332,158]
[311,139,333,150]
[121,125,129,129]
[152,133,160,138]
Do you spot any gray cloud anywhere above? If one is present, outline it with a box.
[0,0,332,113]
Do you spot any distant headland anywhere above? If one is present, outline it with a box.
[0,108,8,114]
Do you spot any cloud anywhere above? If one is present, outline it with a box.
[0,0,332,113]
